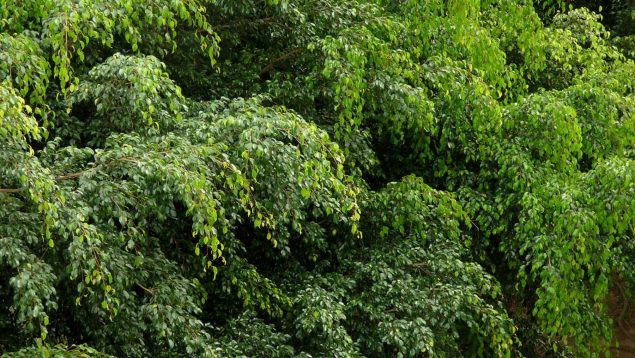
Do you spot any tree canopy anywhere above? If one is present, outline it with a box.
[1,0,634,357]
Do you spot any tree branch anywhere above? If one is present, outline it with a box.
[0,188,22,193]
[136,283,154,294]
[56,171,89,180]
[1,156,139,194]
[1,169,92,194]
[259,48,303,77]
[409,262,428,268]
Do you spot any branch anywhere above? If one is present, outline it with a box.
[56,171,88,180]
[0,188,22,193]
[409,262,428,268]
[615,279,635,341]
[259,48,303,77]
[216,17,274,30]
[1,156,138,194]
[1,168,92,194]
[612,345,635,354]
[136,283,154,294]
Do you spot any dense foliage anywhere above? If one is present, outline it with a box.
[1,0,634,357]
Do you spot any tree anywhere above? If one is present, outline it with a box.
[1,0,634,357]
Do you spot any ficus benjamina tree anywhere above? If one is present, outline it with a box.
[1,0,634,357]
